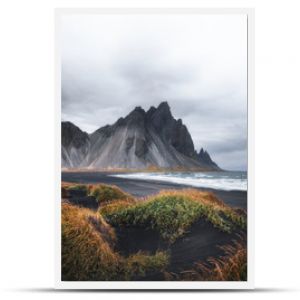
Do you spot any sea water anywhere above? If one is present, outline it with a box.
[111,171,247,192]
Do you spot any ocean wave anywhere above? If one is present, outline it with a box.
[110,172,247,191]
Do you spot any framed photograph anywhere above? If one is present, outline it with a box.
[55,8,254,289]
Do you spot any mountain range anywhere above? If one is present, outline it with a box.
[61,102,220,170]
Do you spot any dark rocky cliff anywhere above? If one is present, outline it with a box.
[61,122,90,168]
[62,102,220,170]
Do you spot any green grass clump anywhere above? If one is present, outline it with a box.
[102,191,246,243]
[220,208,247,230]
[61,203,168,281]
[123,251,169,280]
[89,184,133,203]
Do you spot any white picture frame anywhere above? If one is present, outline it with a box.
[55,7,254,290]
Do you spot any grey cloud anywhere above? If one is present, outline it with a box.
[213,150,247,171]
[61,14,247,170]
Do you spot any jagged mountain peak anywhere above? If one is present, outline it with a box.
[114,102,174,129]
[126,105,146,118]
[197,147,218,168]
[199,147,210,157]
[132,106,146,114]
[61,121,90,168]
[61,121,89,148]
[61,102,220,170]
[129,102,171,117]
[146,106,156,116]
[150,101,172,119]
[122,106,147,128]
[157,101,170,111]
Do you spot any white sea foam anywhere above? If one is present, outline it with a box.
[110,172,247,191]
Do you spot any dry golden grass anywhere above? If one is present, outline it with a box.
[61,203,119,280]
[99,198,137,215]
[61,182,135,208]
[152,189,226,208]
[201,240,247,281]
[89,183,134,204]
[61,203,168,281]
[61,181,74,188]
[164,237,247,281]
[61,184,246,281]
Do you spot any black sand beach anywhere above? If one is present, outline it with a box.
[62,171,247,209]
[61,172,247,280]
[115,219,242,280]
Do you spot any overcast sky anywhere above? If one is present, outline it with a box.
[61,13,247,171]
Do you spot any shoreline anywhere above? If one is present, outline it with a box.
[61,167,224,173]
[62,171,247,209]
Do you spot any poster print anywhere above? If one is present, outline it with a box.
[56,8,253,289]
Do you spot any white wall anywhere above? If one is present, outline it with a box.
[0,0,300,299]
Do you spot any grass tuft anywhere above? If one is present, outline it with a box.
[102,189,246,243]
[61,185,246,281]
[67,184,89,194]
[89,184,134,204]
[166,237,247,281]
[123,251,169,280]
[61,182,135,209]
[61,203,168,281]
[99,198,137,215]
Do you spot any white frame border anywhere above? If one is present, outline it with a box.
[55,7,255,290]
